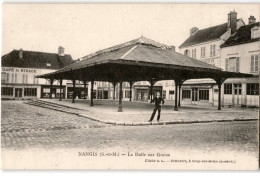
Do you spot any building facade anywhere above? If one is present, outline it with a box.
[178,11,259,107]
[220,17,259,107]
[1,47,76,100]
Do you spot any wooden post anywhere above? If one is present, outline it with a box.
[49,79,53,99]
[59,79,62,101]
[217,83,222,110]
[149,80,156,103]
[83,81,87,99]
[214,78,226,110]
[118,82,123,112]
[113,82,116,100]
[178,80,185,106]
[174,80,178,111]
[129,81,133,101]
[90,80,94,106]
[72,80,75,103]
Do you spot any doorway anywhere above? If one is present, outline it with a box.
[192,88,198,104]
[15,88,22,99]
[234,83,242,106]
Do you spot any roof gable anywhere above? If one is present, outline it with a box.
[220,22,260,48]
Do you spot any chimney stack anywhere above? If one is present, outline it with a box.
[169,45,175,52]
[190,27,199,36]
[248,15,256,24]
[58,46,65,56]
[227,10,237,34]
[19,48,23,59]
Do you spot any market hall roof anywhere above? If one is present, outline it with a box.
[1,49,74,69]
[220,22,260,48]
[179,23,228,48]
[37,37,252,82]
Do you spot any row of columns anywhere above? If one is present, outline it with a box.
[48,77,226,112]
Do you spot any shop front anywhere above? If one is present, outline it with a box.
[67,87,87,99]
[41,85,65,99]
[181,84,213,106]
[134,85,162,102]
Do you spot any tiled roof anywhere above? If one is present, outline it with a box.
[56,37,221,73]
[1,50,74,69]
[179,23,228,48]
[220,22,260,48]
[82,36,174,59]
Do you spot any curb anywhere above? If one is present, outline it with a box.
[77,113,258,126]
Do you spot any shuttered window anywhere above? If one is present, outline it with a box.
[251,54,259,72]
[226,57,240,72]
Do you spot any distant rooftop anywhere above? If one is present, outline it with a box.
[221,22,260,48]
[1,49,74,69]
[179,23,228,48]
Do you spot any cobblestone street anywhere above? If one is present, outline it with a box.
[1,100,258,160]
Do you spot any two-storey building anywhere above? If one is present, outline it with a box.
[1,47,75,100]
[220,16,259,107]
[179,11,245,106]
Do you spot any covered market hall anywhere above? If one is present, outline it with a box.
[37,37,252,112]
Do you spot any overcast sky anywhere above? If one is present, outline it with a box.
[2,4,259,59]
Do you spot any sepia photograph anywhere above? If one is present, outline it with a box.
[1,3,259,170]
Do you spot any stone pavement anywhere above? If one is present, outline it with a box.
[41,99,259,126]
[1,100,258,161]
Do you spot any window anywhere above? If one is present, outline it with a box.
[224,83,232,94]
[251,54,259,72]
[24,88,37,96]
[192,49,196,58]
[225,57,240,72]
[22,74,28,83]
[11,74,14,83]
[251,27,259,39]
[15,74,17,83]
[247,83,259,95]
[1,87,13,96]
[1,72,7,83]
[163,90,166,99]
[210,44,216,56]
[46,63,51,67]
[184,50,190,56]
[169,90,174,94]
[199,90,209,100]
[6,73,9,83]
[125,90,130,98]
[33,76,38,84]
[201,47,206,58]
[182,90,191,99]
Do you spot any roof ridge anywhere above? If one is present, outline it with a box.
[119,45,138,60]
[11,49,71,57]
[81,37,172,60]
[198,22,227,32]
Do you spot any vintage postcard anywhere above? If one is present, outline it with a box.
[1,3,259,170]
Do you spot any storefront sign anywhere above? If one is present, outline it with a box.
[2,67,37,74]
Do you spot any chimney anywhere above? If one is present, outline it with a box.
[248,15,256,24]
[227,10,237,34]
[19,48,23,59]
[190,27,199,36]
[169,45,175,52]
[58,46,65,56]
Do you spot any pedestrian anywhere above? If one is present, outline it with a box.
[149,92,165,122]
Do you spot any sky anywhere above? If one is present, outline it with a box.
[2,4,259,60]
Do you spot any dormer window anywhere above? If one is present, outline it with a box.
[251,26,259,39]
[46,63,51,67]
